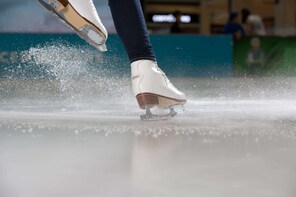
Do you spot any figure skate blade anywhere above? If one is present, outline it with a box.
[38,0,107,52]
[140,108,177,121]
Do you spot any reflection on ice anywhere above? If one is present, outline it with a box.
[1,76,296,197]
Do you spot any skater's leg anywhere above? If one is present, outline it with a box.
[108,0,155,62]
[108,0,186,119]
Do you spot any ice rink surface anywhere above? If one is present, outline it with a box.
[0,46,296,197]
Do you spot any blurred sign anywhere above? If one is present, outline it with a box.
[151,14,191,23]
[142,0,200,33]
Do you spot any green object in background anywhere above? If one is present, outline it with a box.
[234,36,296,76]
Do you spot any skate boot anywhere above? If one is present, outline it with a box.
[131,60,187,120]
[38,0,108,51]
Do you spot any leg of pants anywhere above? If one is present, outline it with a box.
[108,0,156,63]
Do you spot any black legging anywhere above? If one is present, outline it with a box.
[108,0,156,63]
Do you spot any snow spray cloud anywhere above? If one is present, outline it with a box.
[1,41,133,110]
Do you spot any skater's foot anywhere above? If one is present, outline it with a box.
[38,0,108,51]
[131,60,186,120]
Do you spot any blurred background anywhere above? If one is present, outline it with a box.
[1,0,296,77]
[0,0,115,33]
[0,0,295,35]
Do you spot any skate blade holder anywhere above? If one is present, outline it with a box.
[39,0,107,52]
[137,93,186,121]
[140,107,177,121]
[79,25,107,52]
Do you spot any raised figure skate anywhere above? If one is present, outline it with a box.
[38,0,108,52]
[131,60,187,120]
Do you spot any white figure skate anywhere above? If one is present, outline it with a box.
[131,60,187,120]
[38,0,108,52]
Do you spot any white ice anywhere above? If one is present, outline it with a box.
[0,44,295,197]
[0,76,296,197]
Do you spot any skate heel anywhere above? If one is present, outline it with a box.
[136,93,159,109]
[60,2,106,48]
[38,0,107,51]
[157,95,186,109]
[136,93,186,109]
